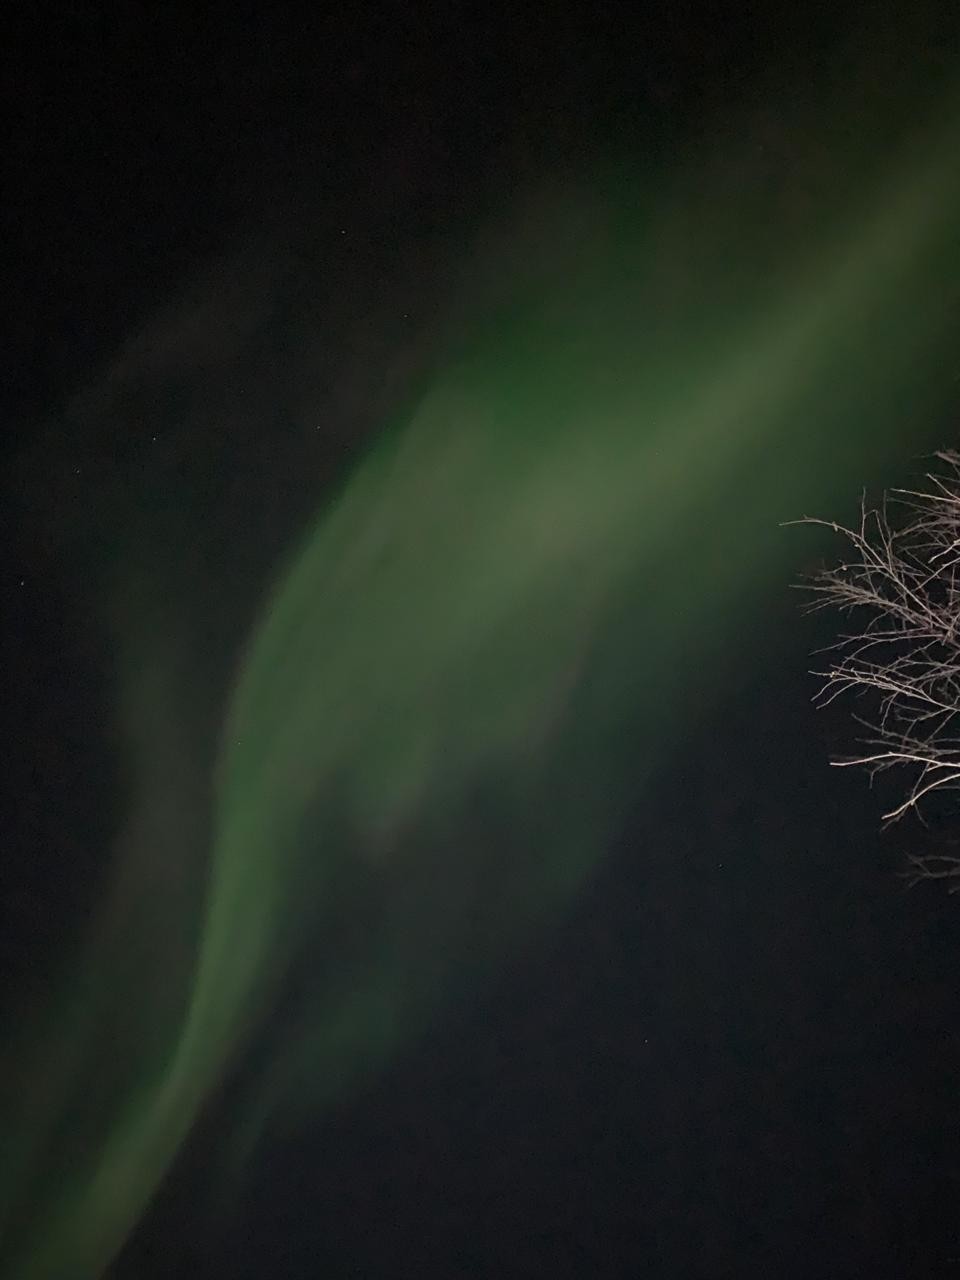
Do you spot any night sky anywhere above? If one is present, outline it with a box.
[4,5,960,1278]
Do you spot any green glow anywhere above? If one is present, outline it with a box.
[4,105,960,1276]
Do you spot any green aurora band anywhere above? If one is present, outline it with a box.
[4,99,960,1276]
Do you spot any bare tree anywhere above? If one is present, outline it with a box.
[790,450,960,891]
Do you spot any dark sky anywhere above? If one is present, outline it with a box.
[0,1,875,423]
[4,4,960,1278]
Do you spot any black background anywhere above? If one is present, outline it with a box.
[4,4,960,1276]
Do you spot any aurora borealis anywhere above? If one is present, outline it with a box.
[4,24,960,1276]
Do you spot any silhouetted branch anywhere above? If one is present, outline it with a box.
[789,451,960,890]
